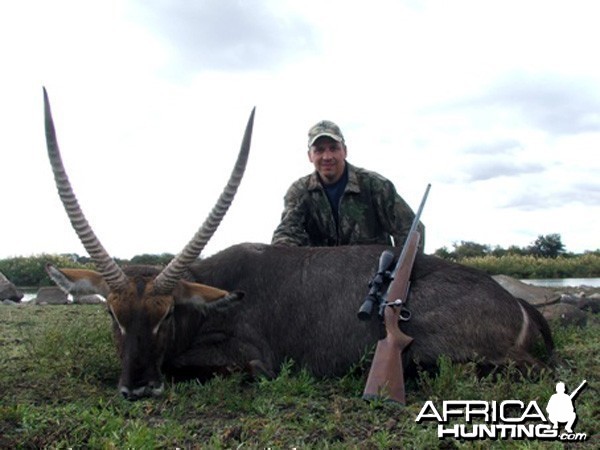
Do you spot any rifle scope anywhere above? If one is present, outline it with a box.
[357,250,395,321]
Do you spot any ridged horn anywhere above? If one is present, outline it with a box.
[43,87,129,291]
[152,107,255,294]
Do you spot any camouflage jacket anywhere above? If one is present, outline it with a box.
[271,162,425,248]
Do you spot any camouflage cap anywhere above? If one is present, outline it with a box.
[307,120,345,147]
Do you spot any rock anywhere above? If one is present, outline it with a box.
[581,298,600,314]
[2,299,21,306]
[492,275,560,306]
[560,294,600,314]
[0,271,23,302]
[32,286,69,305]
[586,293,600,312]
[560,294,587,309]
[73,294,105,305]
[540,303,588,327]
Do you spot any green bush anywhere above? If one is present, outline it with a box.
[129,253,174,266]
[461,253,600,278]
[0,255,94,287]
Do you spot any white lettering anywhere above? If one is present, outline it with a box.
[415,400,443,422]
[560,432,587,441]
[516,424,535,438]
[537,424,558,438]
[420,399,587,442]
[443,401,467,421]
[459,424,478,438]
[438,424,459,437]
[464,400,490,422]
[499,400,524,423]
[521,401,546,422]
[478,423,495,438]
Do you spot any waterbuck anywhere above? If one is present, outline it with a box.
[43,89,553,400]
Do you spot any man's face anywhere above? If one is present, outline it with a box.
[308,136,347,184]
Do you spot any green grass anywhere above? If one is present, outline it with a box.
[1,305,598,449]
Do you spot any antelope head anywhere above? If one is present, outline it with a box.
[43,88,254,399]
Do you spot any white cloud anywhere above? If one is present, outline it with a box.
[1,0,599,260]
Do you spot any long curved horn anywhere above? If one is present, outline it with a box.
[152,108,255,294]
[43,87,129,291]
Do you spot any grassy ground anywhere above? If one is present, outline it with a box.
[1,304,597,449]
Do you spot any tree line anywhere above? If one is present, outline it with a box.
[433,233,595,260]
[0,253,175,287]
[1,234,598,286]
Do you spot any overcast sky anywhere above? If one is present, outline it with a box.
[1,0,598,260]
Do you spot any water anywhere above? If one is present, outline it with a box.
[521,278,600,288]
[20,289,38,303]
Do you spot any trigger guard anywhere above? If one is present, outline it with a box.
[399,307,411,321]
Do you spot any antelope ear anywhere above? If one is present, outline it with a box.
[45,263,110,297]
[173,279,244,310]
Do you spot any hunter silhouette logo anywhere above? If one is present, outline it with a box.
[415,379,589,442]
[546,380,586,434]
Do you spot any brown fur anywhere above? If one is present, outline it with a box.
[49,244,554,400]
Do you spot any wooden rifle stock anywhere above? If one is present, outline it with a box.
[362,184,430,404]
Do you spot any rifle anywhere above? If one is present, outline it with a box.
[358,183,431,404]
[569,379,587,400]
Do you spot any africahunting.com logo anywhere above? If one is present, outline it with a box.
[416,380,588,442]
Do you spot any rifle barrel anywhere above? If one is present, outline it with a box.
[386,183,430,299]
[569,379,587,399]
[407,183,431,236]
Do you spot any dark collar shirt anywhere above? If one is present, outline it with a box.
[272,162,425,249]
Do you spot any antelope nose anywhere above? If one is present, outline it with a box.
[119,382,164,400]
[120,386,136,401]
[119,384,146,401]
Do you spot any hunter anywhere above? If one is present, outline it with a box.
[272,120,425,249]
